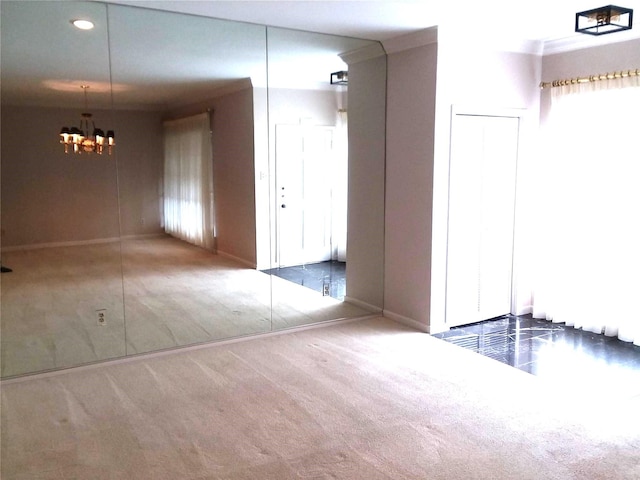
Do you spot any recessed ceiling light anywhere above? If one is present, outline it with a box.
[71,19,94,30]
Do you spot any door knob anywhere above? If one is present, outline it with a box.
[281,204,286,208]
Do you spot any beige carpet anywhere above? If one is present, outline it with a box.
[1,316,638,479]
[1,236,371,377]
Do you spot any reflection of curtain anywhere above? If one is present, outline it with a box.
[163,112,214,250]
[332,109,348,262]
[532,77,640,345]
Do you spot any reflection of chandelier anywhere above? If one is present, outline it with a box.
[59,85,115,155]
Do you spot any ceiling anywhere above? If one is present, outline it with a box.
[0,0,376,110]
[109,0,640,43]
[1,0,638,110]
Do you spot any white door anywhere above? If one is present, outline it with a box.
[276,124,334,267]
[446,114,519,327]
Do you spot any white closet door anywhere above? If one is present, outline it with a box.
[446,114,519,327]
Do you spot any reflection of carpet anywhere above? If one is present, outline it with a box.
[2,316,638,479]
[0,236,372,378]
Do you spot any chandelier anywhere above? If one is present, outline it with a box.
[59,85,115,155]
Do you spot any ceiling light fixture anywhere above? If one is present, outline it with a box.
[575,5,633,35]
[330,71,348,85]
[71,19,94,30]
[59,85,115,155]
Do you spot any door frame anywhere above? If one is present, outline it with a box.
[273,123,336,268]
[444,105,528,327]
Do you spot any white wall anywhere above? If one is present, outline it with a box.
[0,105,164,248]
[383,32,639,333]
[253,86,270,270]
[344,47,387,311]
[267,88,340,127]
[209,88,257,266]
[383,37,438,330]
[382,27,543,333]
[113,109,165,238]
[430,37,542,333]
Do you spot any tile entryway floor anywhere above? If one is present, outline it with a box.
[432,314,640,401]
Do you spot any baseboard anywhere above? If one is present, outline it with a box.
[216,250,257,269]
[1,236,122,252]
[0,233,171,253]
[382,309,430,333]
[120,233,168,241]
[514,305,533,316]
[343,296,383,314]
[0,314,380,385]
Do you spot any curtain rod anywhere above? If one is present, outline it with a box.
[539,68,640,89]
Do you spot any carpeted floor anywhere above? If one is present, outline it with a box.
[2,316,638,479]
[0,236,370,378]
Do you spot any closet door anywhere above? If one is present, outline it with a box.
[446,114,519,327]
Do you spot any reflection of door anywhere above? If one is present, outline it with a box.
[276,124,334,267]
[446,114,519,327]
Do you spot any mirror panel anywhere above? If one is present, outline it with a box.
[0,1,387,378]
[265,27,384,329]
[106,5,272,354]
[0,1,125,376]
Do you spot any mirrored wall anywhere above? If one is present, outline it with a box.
[0,1,386,378]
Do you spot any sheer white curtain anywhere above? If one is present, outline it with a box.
[532,77,640,345]
[163,112,215,250]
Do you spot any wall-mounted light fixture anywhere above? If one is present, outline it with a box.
[330,71,348,85]
[575,5,633,35]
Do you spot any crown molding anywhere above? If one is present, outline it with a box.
[382,26,438,55]
[340,42,386,65]
[384,24,543,56]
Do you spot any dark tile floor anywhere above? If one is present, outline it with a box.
[432,314,640,400]
[262,261,346,300]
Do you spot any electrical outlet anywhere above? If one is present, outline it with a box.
[96,309,106,326]
[323,283,330,296]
